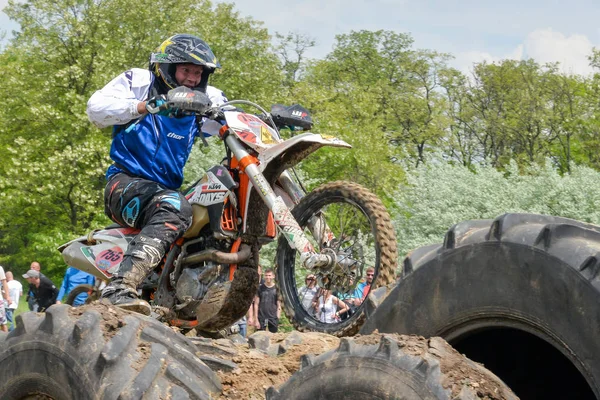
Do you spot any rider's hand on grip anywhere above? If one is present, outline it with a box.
[166,86,212,115]
[145,95,172,116]
[206,108,225,121]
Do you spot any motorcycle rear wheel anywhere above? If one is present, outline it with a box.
[276,181,398,336]
[65,284,98,306]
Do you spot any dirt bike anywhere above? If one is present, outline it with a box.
[59,87,398,336]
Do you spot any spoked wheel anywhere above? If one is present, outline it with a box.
[276,181,398,336]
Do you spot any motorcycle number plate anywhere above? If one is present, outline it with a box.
[81,245,124,278]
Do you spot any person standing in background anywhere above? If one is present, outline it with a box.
[22,270,58,312]
[27,261,42,311]
[56,266,96,306]
[253,268,281,333]
[5,271,22,331]
[246,265,263,336]
[0,265,12,332]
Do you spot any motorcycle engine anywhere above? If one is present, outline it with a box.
[176,268,208,303]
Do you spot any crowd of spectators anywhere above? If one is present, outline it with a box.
[1,260,375,335]
[0,261,96,331]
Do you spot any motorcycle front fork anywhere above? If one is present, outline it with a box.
[224,134,333,270]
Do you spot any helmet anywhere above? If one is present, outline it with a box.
[149,34,220,93]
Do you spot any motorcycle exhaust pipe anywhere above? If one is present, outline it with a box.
[180,243,252,267]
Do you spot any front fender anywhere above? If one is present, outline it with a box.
[258,132,351,172]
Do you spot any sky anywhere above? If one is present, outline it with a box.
[2,0,600,75]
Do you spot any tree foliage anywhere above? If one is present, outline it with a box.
[395,158,600,263]
[2,2,600,284]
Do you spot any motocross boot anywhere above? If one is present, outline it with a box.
[101,235,165,315]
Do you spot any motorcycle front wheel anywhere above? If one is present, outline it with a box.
[276,181,398,336]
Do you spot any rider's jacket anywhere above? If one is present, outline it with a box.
[86,68,227,189]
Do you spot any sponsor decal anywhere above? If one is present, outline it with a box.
[291,110,308,118]
[171,91,195,99]
[122,197,140,227]
[196,192,227,204]
[189,171,229,205]
[272,196,312,251]
[167,132,185,140]
[260,126,276,144]
[237,130,257,143]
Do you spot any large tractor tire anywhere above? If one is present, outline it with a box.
[0,303,221,399]
[361,213,600,399]
[266,334,517,400]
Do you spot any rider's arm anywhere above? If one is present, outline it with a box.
[334,297,349,316]
[87,68,152,128]
[1,279,10,305]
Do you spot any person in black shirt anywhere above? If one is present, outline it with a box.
[22,269,58,312]
[252,268,281,333]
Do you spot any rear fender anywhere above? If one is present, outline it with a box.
[58,227,137,281]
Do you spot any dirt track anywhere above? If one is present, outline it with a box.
[203,330,516,399]
[65,303,515,399]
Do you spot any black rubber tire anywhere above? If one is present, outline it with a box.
[276,181,398,337]
[266,335,517,400]
[65,284,96,306]
[0,304,222,399]
[361,213,600,398]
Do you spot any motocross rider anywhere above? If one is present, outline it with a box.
[86,34,227,315]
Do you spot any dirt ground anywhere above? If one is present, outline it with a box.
[211,330,515,399]
[67,303,515,399]
[216,331,340,399]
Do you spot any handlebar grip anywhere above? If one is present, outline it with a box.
[145,97,169,114]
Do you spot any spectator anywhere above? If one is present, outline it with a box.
[56,266,96,306]
[298,274,319,314]
[0,265,11,332]
[22,270,58,312]
[247,265,263,333]
[312,288,349,324]
[334,276,356,321]
[235,315,247,337]
[27,261,43,311]
[351,267,374,307]
[252,268,281,333]
[6,271,22,331]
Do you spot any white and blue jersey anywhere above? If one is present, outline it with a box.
[87,68,227,189]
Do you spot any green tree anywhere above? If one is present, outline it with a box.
[0,0,284,279]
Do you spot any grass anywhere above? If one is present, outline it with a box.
[14,293,32,318]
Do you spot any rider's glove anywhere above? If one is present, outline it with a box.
[145,95,172,116]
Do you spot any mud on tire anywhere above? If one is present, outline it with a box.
[0,304,221,399]
[266,334,517,400]
[276,181,398,337]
